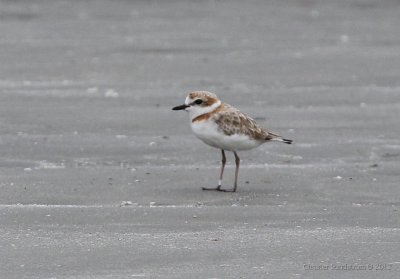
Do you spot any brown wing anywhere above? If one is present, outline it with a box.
[213,105,270,140]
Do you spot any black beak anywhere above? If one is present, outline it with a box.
[172,104,189,110]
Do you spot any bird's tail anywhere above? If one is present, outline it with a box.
[281,138,293,144]
[266,132,293,144]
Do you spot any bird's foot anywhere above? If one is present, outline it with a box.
[201,185,236,192]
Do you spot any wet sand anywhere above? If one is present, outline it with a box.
[1,0,400,278]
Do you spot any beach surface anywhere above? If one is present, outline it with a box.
[1,0,400,278]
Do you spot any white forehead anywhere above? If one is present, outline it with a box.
[184,95,191,105]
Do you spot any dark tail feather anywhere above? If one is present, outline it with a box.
[266,133,293,144]
[282,138,293,144]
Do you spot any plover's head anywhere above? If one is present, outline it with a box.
[172,91,221,120]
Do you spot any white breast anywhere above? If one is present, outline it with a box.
[190,119,263,151]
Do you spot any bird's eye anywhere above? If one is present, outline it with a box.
[194,99,203,105]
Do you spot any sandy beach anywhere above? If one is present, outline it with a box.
[1,0,399,278]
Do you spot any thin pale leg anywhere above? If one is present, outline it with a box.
[206,151,239,192]
[202,150,239,192]
[202,150,227,191]
[218,149,227,187]
[232,151,240,192]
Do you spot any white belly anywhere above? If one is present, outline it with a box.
[190,120,263,151]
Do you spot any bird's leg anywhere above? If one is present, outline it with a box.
[204,151,239,192]
[218,149,227,187]
[232,152,240,192]
[202,149,227,191]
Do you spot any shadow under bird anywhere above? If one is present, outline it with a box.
[172,91,292,192]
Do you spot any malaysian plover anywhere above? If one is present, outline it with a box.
[172,91,292,192]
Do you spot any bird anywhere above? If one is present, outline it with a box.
[172,91,292,192]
